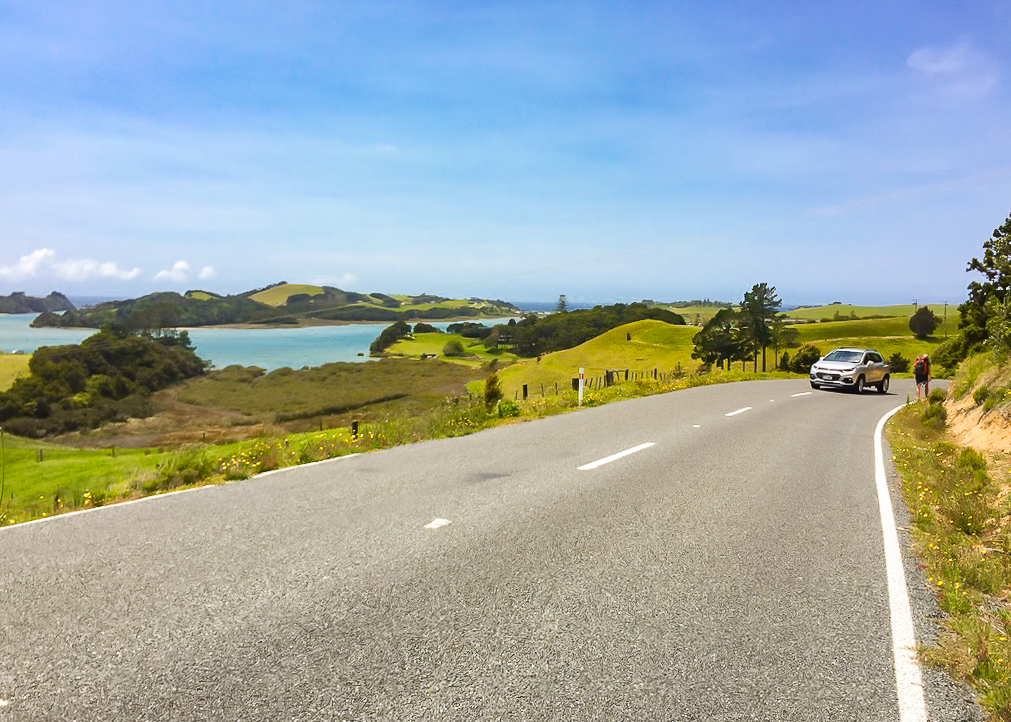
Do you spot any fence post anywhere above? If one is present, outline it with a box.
[522,384,528,400]
[351,420,359,438]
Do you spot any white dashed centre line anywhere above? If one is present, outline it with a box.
[578,442,655,471]
[791,392,813,397]
[424,518,451,529]
[725,407,752,417]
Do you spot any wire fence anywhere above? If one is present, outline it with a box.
[511,363,691,400]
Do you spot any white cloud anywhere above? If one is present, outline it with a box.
[54,258,141,281]
[0,247,140,281]
[906,38,996,96]
[153,260,191,283]
[907,41,974,75]
[0,248,56,279]
[198,265,217,280]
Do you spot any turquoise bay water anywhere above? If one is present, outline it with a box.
[0,315,512,371]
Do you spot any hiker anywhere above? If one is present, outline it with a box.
[922,353,931,395]
[914,354,930,400]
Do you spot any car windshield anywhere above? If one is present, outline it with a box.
[824,350,863,363]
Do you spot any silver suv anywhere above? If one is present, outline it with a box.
[810,347,890,393]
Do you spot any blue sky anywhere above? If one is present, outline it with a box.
[1,1,1010,306]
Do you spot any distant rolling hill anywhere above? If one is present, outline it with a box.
[31,282,520,329]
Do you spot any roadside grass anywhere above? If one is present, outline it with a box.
[0,353,30,391]
[888,393,1011,719]
[0,434,177,525]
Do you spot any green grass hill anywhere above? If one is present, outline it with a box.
[497,319,699,397]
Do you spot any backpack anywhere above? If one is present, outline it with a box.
[914,359,925,376]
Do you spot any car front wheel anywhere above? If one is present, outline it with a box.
[854,375,865,394]
[810,382,820,390]
[877,375,890,393]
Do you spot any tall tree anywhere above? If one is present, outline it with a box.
[739,283,782,372]
[555,294,568,313]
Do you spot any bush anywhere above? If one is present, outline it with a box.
[887,353,910,374]
[483,371,503,411]
[909,306,941,339]
[790,344,822,373]
[974,386,991,406]
[928,388,946,405]
[442,340,466,357]
[496,399,520,418]
[921,402,947,430]
[413,322,440,334]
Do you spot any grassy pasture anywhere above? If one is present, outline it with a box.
[661,305,734,325]
[387,332,519,364]
[497,320,699,398]
[249,283,326,306]
[0,353,30,391]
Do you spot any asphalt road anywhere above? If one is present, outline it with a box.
[0,379,984,721]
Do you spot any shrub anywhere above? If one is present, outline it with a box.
[909,306,941,339]
[888,353,910,374]
[790,344,822,373]
[928,388,946,405]
[483,372,503,411]
[956,448,988,473]
[921,402,948,430]
[974,386,991,406]
[496,399,520,418]
[413,322,440,334]
[983,387,1007,412]
[442,340,466,357]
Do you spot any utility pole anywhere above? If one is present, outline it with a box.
[944,302,948,338]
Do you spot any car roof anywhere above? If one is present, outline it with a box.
[831,347,881,353]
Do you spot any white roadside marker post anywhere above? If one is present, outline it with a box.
[578,367,585,407]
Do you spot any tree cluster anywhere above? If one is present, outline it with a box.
[505,303,686,357]
[369,321,412,355]
[691,283,786,371]
[933,210,1011,369]
[0,329,208,437]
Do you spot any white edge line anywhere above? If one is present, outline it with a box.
[725,406,752,417]
[578,442,655,471]
[424,518,451,529]
[875,405,927,722]
[1,453,362,532]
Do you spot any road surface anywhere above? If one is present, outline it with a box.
[0,379,982,720]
